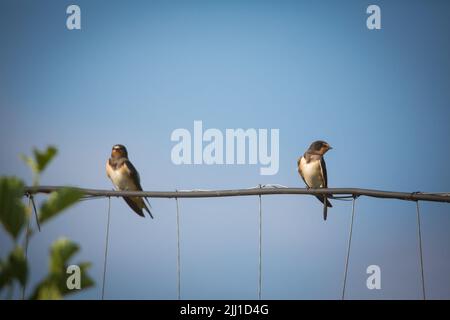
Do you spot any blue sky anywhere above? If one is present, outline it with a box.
[1,0,450,299]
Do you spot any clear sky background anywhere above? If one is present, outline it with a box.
[1,0,450,299]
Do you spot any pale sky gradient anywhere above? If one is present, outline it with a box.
[1,0,450,299]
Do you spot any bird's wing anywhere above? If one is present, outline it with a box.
[319,156,332,209]
[123,160,154,218]
[123,160,143,190]
[320,157,328,188]
[123,197,145,217]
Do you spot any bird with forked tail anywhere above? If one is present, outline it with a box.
[106,144,153,218]
[298,140,333,220]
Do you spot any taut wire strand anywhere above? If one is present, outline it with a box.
[101,196,112,300]
[29,194,40,232]
[176,191,181,300]
[342,196,357,300]
[258,184,262,300]
[416,201,426,300]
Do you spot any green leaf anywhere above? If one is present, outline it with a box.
[39,188,83,224]
[33,146,57,173]
[49,238,79,274]
[0,177,26,239]
[20,146,57,175]
[77,262,95,290]
[19,154,37,174]
[30,238,95,300]
[35,282,62,300]
[0,246,28,289]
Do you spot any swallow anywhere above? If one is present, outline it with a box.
[106,144,153,218]
[298,140,333,220]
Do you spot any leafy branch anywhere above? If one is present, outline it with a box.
[0,146,94,299]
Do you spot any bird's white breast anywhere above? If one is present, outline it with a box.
[108,166,133,190]
[300,157,324,188]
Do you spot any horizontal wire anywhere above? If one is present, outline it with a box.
[23,186,450,203]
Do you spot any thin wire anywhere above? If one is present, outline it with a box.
[258,185,262,300]
[30,195,40,232]
[175,192,181,300]
[329,195,354,201]
[101,196,111,300]
[342,197,356,300]
[23,186,450,203]
[22,195,32,300]
[416,201,426,300]
[79,195,106,202]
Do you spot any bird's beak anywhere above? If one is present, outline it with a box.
[328,146,333,150]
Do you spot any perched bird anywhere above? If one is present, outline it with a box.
[106,144,153,218]
[298,140,333,220]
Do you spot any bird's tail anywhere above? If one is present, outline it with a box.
[315,195,332,221]
[144,197,154,219]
